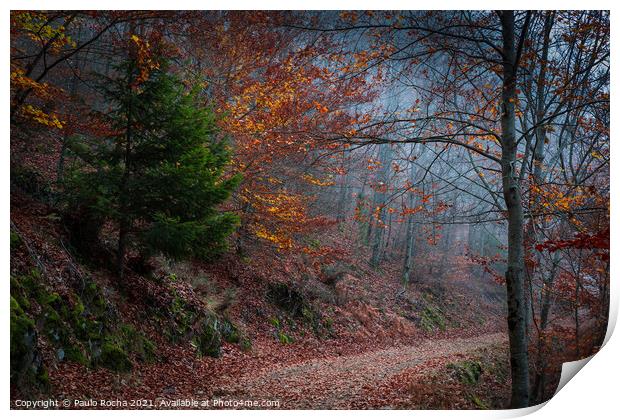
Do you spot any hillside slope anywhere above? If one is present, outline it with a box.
[10,189,507,408]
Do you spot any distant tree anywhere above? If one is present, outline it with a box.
[64,43,241,278]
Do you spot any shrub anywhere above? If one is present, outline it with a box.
[278,331,293,344]
[11,166,52,201]
[220,319,240,344]
[100,342,132,372]
[266,283,306,317]
[321,263,347,285]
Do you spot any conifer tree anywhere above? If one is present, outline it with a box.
[65,51,241,278]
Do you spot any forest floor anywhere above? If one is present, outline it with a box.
[213,332,507,409]
[42,330,509,409]
[11,190,512,409]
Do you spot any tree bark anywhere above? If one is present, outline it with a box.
[402,215,416,286]
[117,220,129,279]
[370,144,392,267]
[500,10,530,408]
[336,170,348,223]
[529,13,554,403]
[117,65,134,279]
[402,163,417,286]
[532,251,559,402]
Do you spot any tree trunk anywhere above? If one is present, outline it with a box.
[532,251,559,402]
[117,220,129,279]
[370,215,385,266]
[438,224,452,278]
[500,11,530,408]
[370,144,392,267]
[336,171,348,223]
[402,161,417,286]
[402,215,416,286]
[574,278,580,358]
[528,13,554,403]
[117,64,134,279]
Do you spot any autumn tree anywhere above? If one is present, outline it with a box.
[295,10,608,407]
[10,11,166,126]
[177,11,379,254]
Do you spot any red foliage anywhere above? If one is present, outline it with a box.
[535,227,609,260]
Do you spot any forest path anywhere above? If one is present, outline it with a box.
[214,332,506,409]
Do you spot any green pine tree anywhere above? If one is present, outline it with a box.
[64,56,241,278]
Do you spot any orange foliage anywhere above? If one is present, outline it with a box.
[179,12,378,250]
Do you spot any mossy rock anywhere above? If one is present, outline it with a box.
[419,305,446,332]
[10,297,35,370]
[80,280,108,316]
[301,306,324,335]
[71,296,105,343]
[10,230,22,250]
[194,318,221,358]
[41,300,90,366]
[12,266,153,373]
[117,324,156,362]
[42,306,66,344]
[12,271,90,368]
[60,344,89,365]
[240,337,252,351]
[10,276,31,311]
[100,342,132,372]
[42,291,62,308]
[12,270,42,302]
[166,292,200,343]
[75,318,104,342]
[10,297,45,388]
[469,393,489,409]
[448,360,483,385]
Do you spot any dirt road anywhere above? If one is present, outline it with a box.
[214,332,506,409]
